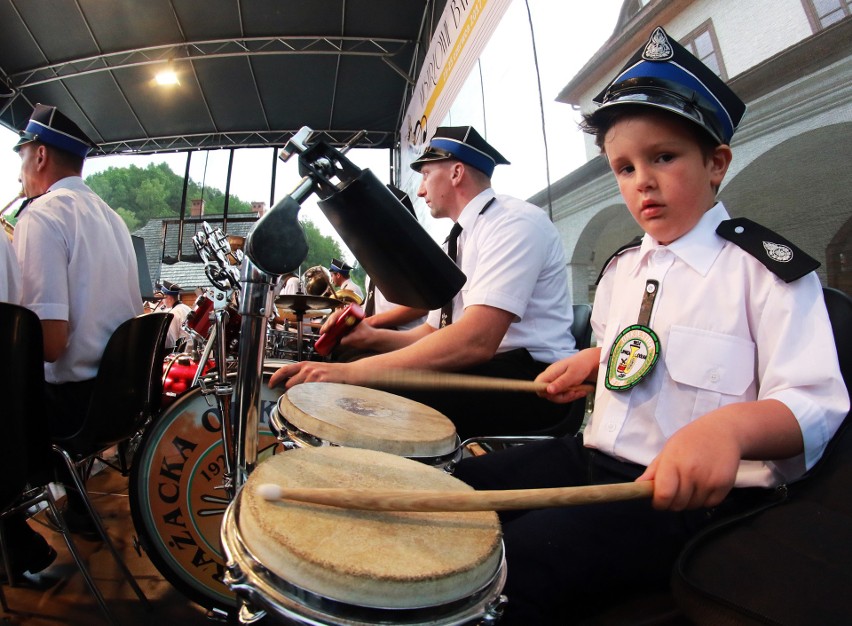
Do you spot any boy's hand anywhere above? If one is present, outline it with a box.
[638,418,740,511]
[535,348,601,404]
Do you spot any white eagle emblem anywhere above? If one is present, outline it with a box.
[643,27,674,61]
[763,241,793,263]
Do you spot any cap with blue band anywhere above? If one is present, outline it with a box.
[13,103,94,157]
[410,125,509,177]
[590,27,745,145]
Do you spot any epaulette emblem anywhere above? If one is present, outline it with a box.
[763,241,793,263]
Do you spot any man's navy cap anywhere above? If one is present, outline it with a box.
[329,258,353,275]
[410,125,509,177]
[158,281,181,296]
[591,27,746,145]
[13,103,95,158]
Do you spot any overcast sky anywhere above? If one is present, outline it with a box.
[0,1,623,255]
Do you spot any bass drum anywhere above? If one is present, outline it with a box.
[129,364,289,613]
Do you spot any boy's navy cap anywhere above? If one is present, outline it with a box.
[329,258,353,275]
[13,103,95,158]
[410,125,509,177]
[591,27,746,144]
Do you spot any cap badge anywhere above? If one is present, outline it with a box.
[642,26,674,61]
[763,241,793,263]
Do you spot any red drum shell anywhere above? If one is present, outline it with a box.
[161,353,214,407]
[187,295,215,339]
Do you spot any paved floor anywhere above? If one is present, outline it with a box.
[1,468,218,626]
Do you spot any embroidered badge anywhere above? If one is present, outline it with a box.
[643,27,674,61]
[763,241,793,263]
[606,325,660,391]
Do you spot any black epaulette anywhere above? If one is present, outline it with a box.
[716,218,819,283]
[595,236,642,285]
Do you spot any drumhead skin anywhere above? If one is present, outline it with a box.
[278,382,457,457]
[238,446,502,609]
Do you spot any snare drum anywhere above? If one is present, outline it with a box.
[222,446,507,625]
[272,382,460,467]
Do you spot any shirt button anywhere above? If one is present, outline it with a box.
[606,422,617,432]
[709,370,720,383]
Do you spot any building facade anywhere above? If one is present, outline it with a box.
[534,0,852,303]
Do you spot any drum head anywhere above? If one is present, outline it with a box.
[278,382,457,457]
[236,446,502,609]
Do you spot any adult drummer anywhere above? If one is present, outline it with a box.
[270,126,577,439]
[12,103,141,539]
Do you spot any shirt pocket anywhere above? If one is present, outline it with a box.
[656,326,756,437]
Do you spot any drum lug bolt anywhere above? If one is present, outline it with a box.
[481,594,508,624]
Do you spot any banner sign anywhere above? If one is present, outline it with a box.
[398,0,512,203]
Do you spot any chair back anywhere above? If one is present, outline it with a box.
[571,303,593,351]
[0,303,50,503]
[54,313,172,456]
[519,304,594,438]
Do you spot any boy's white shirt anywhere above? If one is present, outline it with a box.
[585,202,848,487]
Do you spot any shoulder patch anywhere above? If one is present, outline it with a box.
[596,236,643,285]
[716,218,819,283]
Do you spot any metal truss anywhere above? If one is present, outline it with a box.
[94,129,394,156]
[8,36,415,89]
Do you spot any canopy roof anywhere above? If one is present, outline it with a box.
[0,0,447,155]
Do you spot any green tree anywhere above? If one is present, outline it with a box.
[115,207,140,232]
[299,219,343,271]
[86,161,253,223]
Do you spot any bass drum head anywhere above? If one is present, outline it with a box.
[129,366,287,612]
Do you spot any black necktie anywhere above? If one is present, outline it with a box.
[364,279,376,317]
[440,222,463,328]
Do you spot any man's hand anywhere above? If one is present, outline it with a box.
[268,360,360,389]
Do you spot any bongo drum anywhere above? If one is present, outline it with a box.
[272,382,460,466]
[222,446,507,625]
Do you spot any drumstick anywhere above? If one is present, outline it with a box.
[362,368,594,395]
[256,481,653,512]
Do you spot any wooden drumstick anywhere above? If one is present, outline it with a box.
[362,369,594,396]
[257,481,653,512]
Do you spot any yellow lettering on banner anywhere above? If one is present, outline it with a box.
[422,0,486,123]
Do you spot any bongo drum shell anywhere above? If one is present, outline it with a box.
[277,382,458,458]
[238,447,502,609]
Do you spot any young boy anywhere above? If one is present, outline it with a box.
[452,26,848,625]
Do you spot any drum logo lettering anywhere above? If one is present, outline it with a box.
[146,394,283,603]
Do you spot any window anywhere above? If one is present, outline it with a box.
[804,0,852,30]
[681,22,727,81]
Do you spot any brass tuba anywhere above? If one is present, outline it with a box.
[302,266,335,298]
[302,265,363,305]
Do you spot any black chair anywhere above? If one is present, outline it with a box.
[50,312,172,616]
[671,287,852,624]
[456,303,594,459]
[0,303,119,623]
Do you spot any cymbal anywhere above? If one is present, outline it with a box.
[275,308,329,323]
[274,294,343,312]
